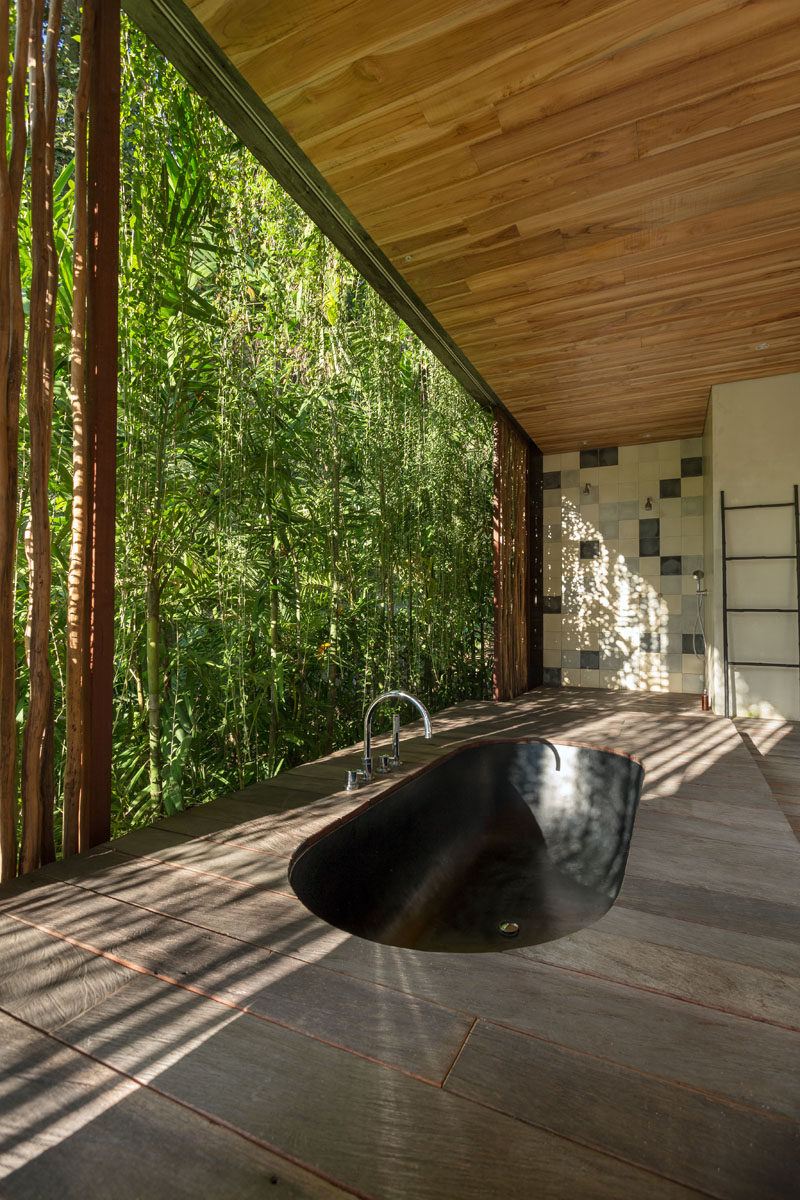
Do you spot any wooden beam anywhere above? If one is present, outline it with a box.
[528,443,543,691]
[83,0,119,850]
[121,0,537,450]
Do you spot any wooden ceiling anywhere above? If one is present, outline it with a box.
[183,0,800,452]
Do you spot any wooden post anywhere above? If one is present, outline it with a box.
[528,442,543,689]
[82,0,119,849]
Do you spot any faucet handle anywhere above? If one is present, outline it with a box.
[377,754,393,774]
[345,769,366,791]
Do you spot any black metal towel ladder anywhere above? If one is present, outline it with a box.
[720,485,800,718]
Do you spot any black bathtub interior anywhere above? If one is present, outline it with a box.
[289,739,645,953]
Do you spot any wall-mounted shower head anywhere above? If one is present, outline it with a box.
[692,568,706,595]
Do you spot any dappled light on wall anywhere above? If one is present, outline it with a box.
[542,438,705,694]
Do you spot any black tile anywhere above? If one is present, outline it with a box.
[579,449,599,468]
[660,477,681,499]
[580,650,600,670]
[639,517,660,538]
[579,540,600,559]
[543,667,562,687]
[542,470,561,490]
[639,537,660,557]
[660,555,682,575]
[681,457,702,477]
[639,633,661,653]
[682,633,705,654]
[543,595,562,613]
[598,446,618,467]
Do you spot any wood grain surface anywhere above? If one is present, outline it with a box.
[1,687,798,1197]
[181,0,800,450]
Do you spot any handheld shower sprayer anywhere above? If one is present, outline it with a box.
[692,568,706,594]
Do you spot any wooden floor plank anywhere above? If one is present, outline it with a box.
[53,975,702,1200]
[518,927,800,1028]
[1,689,798,1198]
[445,1019,800,1200]
[0,1012,351,1199]
[13,876,473,1083]
[0,914,138,1030]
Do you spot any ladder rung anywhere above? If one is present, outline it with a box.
[723,502,795,510]
[729,660,800,668]
[724,554,797,560]
[727,607,799,613]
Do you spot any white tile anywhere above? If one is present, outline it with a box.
[682,674,704,695]
[619,539,639,558]
[599,670,620,689]
[560,451,580,469]
[618,482,637,501]
[665,593,683,614]
[680,437,703,455]
[599,482,619,502]
[562,487,580,507]
[579,466,600,486]
[543,632,562,650]
[682,516,704,538]
[544,506,562,524]
[683,535,704,555]
[660,516,682,538]
[659,461,681,481]
[580,669,600,687]
[640,557,660,576]
[562,668,580,686]
[619,519,639,540]
[658,439,681,459]
[543,613,562,631]
[542,453,561,472]
[561,632,580,651]
[660,536,682,555]
[659,498,681,518]
[544,648,562,668]
[668,672,684,693]
[682,654,703,674]
[577,505,599,528]
[638,460,660,479]
[683,476,703,496]
[618,445,639,465]
[617,463,638,482]
[638,442,658,461]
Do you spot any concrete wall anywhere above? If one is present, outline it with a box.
[704,372,800,719]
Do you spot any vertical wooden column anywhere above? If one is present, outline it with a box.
[493,413,541,701]
[528,441,543,689]
[492,418,505,700]
[82,0,119,849]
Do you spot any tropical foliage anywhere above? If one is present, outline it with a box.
[5,4,493,866]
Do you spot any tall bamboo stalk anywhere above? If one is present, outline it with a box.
[20,0,62,874]
[63,0,95,858]
[0,2,29,880]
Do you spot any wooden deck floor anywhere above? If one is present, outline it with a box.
[1,689,798,1198]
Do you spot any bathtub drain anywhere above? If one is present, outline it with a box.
[498,921,520,937]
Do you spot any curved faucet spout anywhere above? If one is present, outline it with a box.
[363,690,432,779]
[532,738,560,771]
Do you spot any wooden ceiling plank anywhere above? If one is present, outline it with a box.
[352,124,638,240]
[420,0,745,127]
[463,185,800,297]
[261,0,627,144]
[493,0,797,134]
[464,112,800,243]
[323,109,501,195]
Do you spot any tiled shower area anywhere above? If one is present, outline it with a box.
[542,437,706,694]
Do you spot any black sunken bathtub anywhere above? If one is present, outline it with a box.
[289,739,644,953]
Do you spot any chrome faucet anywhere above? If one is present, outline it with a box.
[531,738,561,771]
[346,690,432,788]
